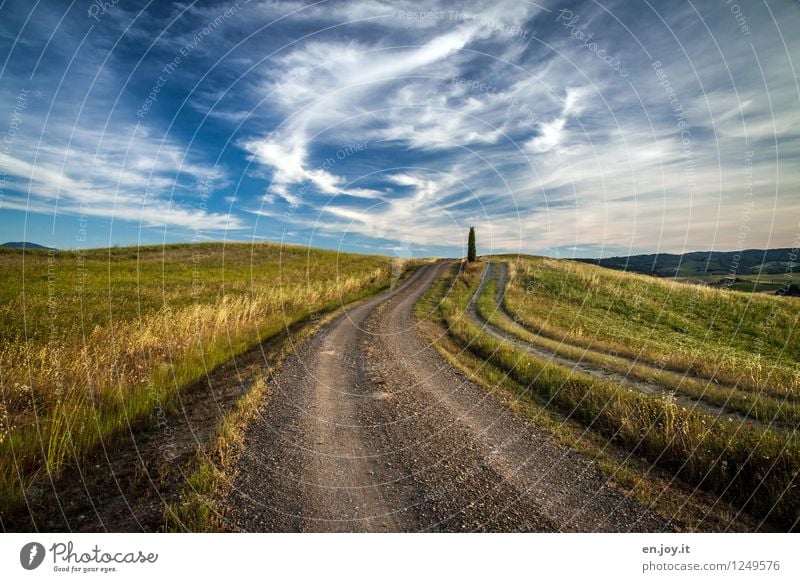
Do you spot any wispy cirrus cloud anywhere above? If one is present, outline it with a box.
[0,121,243,231]
[1,0,798,255]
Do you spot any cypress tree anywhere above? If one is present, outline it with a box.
[467,226,477,262]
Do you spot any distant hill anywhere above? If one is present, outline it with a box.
[1,241,55,250]
[577,248,796,278]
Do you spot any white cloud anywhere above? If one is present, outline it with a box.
[7,0,799,255]
[0,124,244,231]
[241,0,541,214]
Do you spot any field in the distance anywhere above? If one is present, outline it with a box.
[506,256,800,393]
[579,248,800,295]
[580,247,798,277]
[0,243,392,518]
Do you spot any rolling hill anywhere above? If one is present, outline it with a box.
[1,241,55,250]
[577,248,796,277]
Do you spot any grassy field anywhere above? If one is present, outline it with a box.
[505,257,800,399]
[423,257,800,529]
[0,243,392,517]
[673,275,800,294]
[476,276,800,428]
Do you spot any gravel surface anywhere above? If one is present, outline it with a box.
[221,262,672,532]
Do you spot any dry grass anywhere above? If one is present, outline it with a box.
[0,243,391,517]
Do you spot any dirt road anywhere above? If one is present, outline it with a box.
[221,262,671,532]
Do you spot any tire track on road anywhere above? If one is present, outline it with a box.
[221,261,670,532]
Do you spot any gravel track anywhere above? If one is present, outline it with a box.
[221,262,671,532]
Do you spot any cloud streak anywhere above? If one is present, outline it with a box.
[0,0,798,256]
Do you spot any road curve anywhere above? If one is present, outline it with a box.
[220,261,671,532]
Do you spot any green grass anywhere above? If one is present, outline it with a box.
[502,256,800,400]
[426,259,800,529]
[476,276,800,428]
[728,280,786,293]
[0,242,392,519]
[416,272,755,531]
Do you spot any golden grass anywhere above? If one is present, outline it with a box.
[0,243,391,517]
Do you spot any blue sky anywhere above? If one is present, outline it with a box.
[0,0,798,258]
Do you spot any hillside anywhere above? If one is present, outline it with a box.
[0,242,392,524]
[1,241,55,250]
[578,248,796,277]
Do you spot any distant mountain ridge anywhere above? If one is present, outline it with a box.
[577,248,797,277]
[1,241,55,250]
